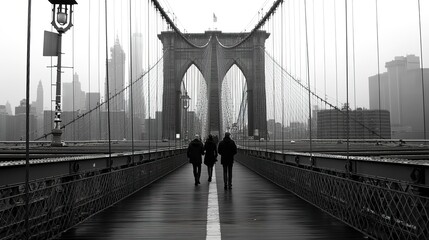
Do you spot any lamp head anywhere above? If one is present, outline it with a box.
[49,0,78,33]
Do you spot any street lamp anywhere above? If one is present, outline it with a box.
[48,0,77,146]
[181,92,191,141]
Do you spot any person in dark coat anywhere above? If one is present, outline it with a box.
[187,134,204,185]
[217,132,237,189]
[204,134,218,182]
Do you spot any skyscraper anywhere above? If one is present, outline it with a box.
[36,80,44,116]
[369,55,429,138]
[106,37,126,112]
[63,73,86,112]
[0,105,7,140]
[129,33,146,140]
[5,101,12,115]
[36,80,44,133]
[85,92,101,111]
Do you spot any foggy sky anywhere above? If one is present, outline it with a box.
[0,0,428,114]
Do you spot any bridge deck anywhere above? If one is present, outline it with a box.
[59,161,365,239]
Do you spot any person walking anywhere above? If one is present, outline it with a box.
[187,134,204,186]
[218,132,237,189]
[204,134,218,182]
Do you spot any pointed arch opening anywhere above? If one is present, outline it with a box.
[180,64,208,140]
[221,64,247,140]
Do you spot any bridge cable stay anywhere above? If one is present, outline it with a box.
[105,0,112,163]
[272,14,276,151]
[304,0,313,156]
[88,0,92,141]
[265,51,385,140]
[98,0,102,140]
[334,0,339,139]
[418,0,427,140]
[281,2,284,151]
[129,0,135,159]
[273,1,392,146]
[345,0,351,166]
[34,0,169,149]
[375,0,382,139]
[148,0,151,156]
[69,23,75,141]
[351,0,357,142]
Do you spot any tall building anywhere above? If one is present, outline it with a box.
[106,37,126,112]
[369,55,429,138]
[12,99,37,140]
[317,109,391,139]
[63,73,86,112]
[85,92,101,111]
[129,33,145,140]
[0,105,7,140]
[267,119,283,140]
[35,80,44,135]
[5,101,12,115]
[36,80,44,116]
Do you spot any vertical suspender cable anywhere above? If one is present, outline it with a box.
[375,0,382,138]
[156,8,159,150]
[50,26,54,138]
[304,0,313,155]
[352,0,357,138]
[72,25,75,140]
[281,3,284,151]
[121,2,126,139]
[345,0,350,163]
[25,0,32,237]
[312,0,316,95]
[105,0,112,164]
[418,0,426,140]
[72,28,76,141]
[129,0,135,158]
[88,0,92,140]
[334,0,339,138]
[322,0,326,101]
[148,0,151,154]
[98,0,102,139]
[272,18,276,151]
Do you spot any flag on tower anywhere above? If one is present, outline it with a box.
[213,13,217,23]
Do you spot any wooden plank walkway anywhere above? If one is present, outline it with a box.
[60,162,365,239]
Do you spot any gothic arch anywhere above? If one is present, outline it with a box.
[159,30,269,139]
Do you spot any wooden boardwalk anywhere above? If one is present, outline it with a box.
[60,162,365,239]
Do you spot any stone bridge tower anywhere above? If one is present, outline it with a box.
[158,30,269,139]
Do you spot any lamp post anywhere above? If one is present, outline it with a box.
[49,0,77,146]
[181,92,191,142]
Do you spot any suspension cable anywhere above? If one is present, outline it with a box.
[418,0,426,140]
[105,0,112,163]
[375,0,382,138]
[129,0,135,157]
[304,0,313,154]
[345,0,350,163]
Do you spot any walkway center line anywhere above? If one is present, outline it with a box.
[206,166,221,240]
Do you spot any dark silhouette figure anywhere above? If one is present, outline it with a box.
[204,134,218,182]
[213,135,219,146]
[187,135,204,185]
[218,132,237,189]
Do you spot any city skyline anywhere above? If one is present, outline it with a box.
[1,0,428,114]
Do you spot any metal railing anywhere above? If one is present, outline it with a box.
[0,149,187,240]
[237,148,429,240]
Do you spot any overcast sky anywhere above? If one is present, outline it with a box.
[0,0,428,114]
